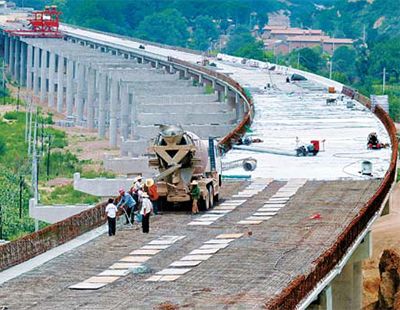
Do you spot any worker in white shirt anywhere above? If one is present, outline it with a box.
[140,193,153,233]
[105,198,118,236]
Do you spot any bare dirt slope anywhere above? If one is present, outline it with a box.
[363,182,400,309]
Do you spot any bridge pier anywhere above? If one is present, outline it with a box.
[40,48,47,103]
[65,58,74,117]
[4,34,9,65]
[14,37,20,82]
[26,44,32,89]
[1,31,248,176]
[33,46,40,95]
[86,67,96,129]
[47,52,56,107]
[20,41,27,86]
[308,232,371,310]
[56,54,65,112]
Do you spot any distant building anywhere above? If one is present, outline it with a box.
[287,36,353,53]
[261,25,353,55]
[263,26,324,40]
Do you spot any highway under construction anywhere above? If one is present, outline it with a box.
[0,7,397,310]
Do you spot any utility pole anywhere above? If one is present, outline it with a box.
[16,85,20,111]
[329,59,333,80]
[297,52,300,69]
[25,96,29,142]
[46,135,52,180]
[19,175,23,219]
[383,67,386,94]
[0,204,2,240]
[28,101,33,156]
[32,108,39,232]
[2,60,5,105]
[41,117,44,155]
[32,108,38,203]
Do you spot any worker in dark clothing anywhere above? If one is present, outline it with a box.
[190,180,201,214]
[140,193,153,233]
[105,198,118,236]
[367,132,380,149]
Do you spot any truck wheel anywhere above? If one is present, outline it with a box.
[208,185,214,209]
[199,191,210,211]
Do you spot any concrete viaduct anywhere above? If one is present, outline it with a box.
[0,16,398,310]
[0,31,250,175]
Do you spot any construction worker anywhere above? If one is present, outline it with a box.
[140,193,153,233]
[105,198,118,236]
[116,188,136,225]
[133,175,143,191]
[129,175,143,205]
[145,178,159,215]
[190,180,200,214]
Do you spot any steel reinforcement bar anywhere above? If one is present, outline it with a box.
[0,55,254,272]
[264,86,398,310]
[0,202,106,271]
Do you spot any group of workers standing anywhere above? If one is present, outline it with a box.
[105,176,159,236]
[105,176,203,236]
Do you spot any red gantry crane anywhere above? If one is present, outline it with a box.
[6,5,63,38]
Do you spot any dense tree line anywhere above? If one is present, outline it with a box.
[12,0,400,120]
[16,0,284,50]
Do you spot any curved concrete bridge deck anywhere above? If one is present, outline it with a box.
[0,12,397,310]
[0,179,380,309]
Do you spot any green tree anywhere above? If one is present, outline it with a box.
[369,37,400,83]
[190,15,218,50]
[332,46,357,82]
[134,9,189,47]
[225,26,265,60]
[297,47,323,72]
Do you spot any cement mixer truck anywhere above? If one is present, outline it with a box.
[148,125,221,210]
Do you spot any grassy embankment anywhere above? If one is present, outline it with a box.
[0,109,102,240]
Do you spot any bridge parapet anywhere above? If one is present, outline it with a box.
[265,86,398,310]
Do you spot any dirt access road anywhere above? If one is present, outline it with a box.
[363,182,400,308]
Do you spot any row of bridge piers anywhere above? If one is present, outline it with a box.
[0,33,246,170]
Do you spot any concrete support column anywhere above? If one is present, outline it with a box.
[224,85,229,102]
[33,46,40,95]
[47,52,56,108]
[130,92,137,139]
[235,93,244,122]
[86,68,96,129]
[109,77,119,148]
[75,62,85,121]
[19,42,27,86]
[40,49,47,103]
[56,55,64,113]
[211,78,216,90]
[98,73,107,138]
[9,36,15,75]
[332,263,354,309]
[26,44,33,90]
[198,74,203,85]
[353,261,362,310]
[14,38,21,82]
[120,83,129,140]
[309,286,333,310]
[4,35,9,66]
[66,59,74,117]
